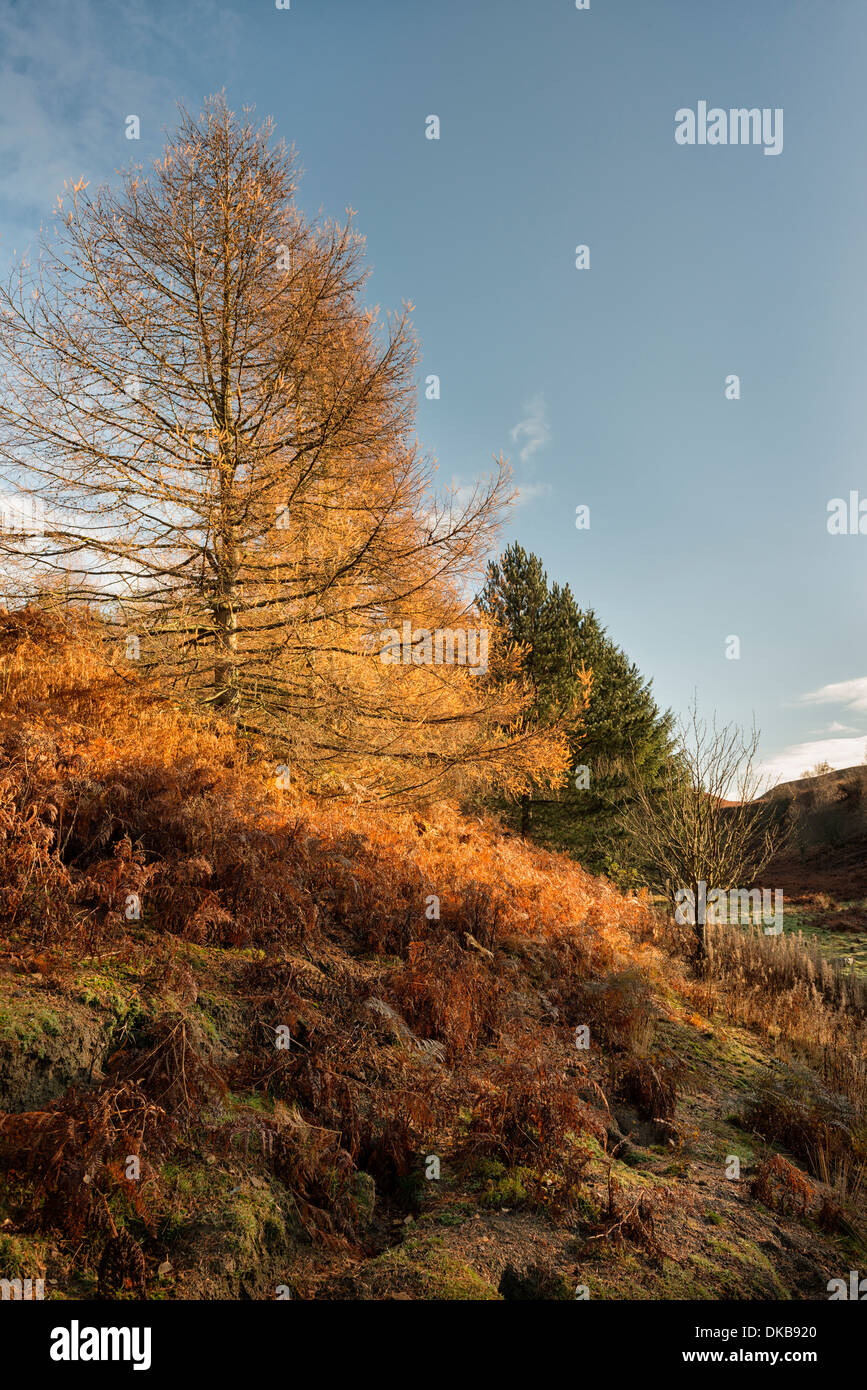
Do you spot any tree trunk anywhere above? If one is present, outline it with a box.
[692,879,708,974]
[213,541,240,711]
[520,793,532,839]
[213,601,238,707]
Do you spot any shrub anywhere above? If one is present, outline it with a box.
[466,1059,601,1171]
[744,1069,865,1198]
[563,968,655,1054]
[750,1154,814,1217]
[613,1051,680,1124]
[586,1170,672,1264]
[385,935,502,1057]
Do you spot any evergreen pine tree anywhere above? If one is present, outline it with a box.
[480,544,587,834]
[480,544,673,868]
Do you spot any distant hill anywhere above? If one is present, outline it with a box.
[758,765,867,898]
[759,763,867,807]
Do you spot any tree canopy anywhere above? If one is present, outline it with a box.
[480,542,673,864]
[0,96,568,802]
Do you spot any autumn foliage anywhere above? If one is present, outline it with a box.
[1,608,865,1300]
[0,607,650,1280]
[0,96,579,802]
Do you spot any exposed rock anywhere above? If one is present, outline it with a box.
[364,996,445,1063]
[463,932,494,961]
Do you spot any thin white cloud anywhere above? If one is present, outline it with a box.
[756,736,867,790]
[513,481,550,507]
[427,474,548,534]
[0,0,242,235]
[800,676,867,715]
[509,393,550,464]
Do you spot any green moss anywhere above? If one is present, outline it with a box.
[467,1156,507,1183]
[358,1237,501,1300]
[193,1004,220,1043]
[157,1156,294,1270]
[708,1234,790,1289]
[226,1188,287,1256]
[572,1192,601,1223]
[422,1202,475,1227]
[478,1167,531,1209]
[0,1233,45,1280]
[0,1004,64,1051]
[225,1091,274,1115]
[158,1157,236,1239]
[467,1155,580,1212]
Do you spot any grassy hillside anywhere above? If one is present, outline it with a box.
[0,608,864,1300]
[755,766,867,976]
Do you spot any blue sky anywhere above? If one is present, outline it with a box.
[1,0,866,785]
